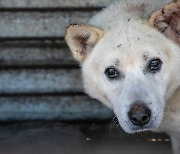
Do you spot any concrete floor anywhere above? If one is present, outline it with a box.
[0,122,173,154]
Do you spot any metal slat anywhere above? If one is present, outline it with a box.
[0,11,96,37]
[0,69,83,93]
[0,95,113,121]
[0,0,109,8]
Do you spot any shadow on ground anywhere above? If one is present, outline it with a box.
[0,122,172,154]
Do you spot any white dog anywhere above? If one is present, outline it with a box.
[65,0,180,153]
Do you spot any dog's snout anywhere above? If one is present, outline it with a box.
[128,102,151,127]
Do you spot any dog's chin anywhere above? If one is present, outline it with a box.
[124,127,155,134]
[122,125,156,134]
[120,121,161,134]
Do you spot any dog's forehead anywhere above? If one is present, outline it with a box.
[93,34,153,63]
[104,25,160,48]
[91,24,170,64]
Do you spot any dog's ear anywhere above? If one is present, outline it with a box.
[149,1,180,44]
[65,24,104,63]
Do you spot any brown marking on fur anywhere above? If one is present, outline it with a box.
[74,35,90,55]
[65,24,104,62]
[122,57,139,69]
[162,48,171,60]
[126,3,147,14]
[92,61,100,76]
[166,87,180,113]
[149,2,180,44]
[103,94,110,103]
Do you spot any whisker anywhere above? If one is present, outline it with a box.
[110,116,118,134]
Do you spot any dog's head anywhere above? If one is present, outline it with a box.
[65,2,180,133]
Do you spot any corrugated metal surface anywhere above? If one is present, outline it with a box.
[0,0,114,121]
[0,0,109,8]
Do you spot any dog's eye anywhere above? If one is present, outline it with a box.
[148,58,162,73]
[105,67,119,80]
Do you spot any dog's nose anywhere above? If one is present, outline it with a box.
[128,103,151,127]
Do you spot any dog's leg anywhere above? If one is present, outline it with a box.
[171,135,180,154]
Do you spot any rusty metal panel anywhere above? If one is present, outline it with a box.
[0,0,113,121]
[0,0,110,8]
[0,96,113,121]
[0,69,83,93]
[0,11,96,37]
[0,47,76,66]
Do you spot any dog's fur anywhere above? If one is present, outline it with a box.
[65,0,180,153]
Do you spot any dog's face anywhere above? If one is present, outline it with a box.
[65,2,179,133]
[82,24,177,133]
